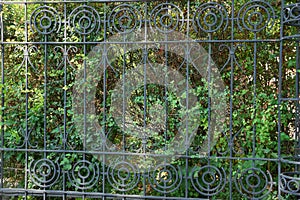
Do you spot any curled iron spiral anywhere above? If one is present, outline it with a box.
[29,158,60,188]
[193,2,228,33]
[237,1,275,33]
[107,160,140,192]
[30,6,61,35]
[191,165,226,196]
[284,4,300,27]
[148,163,182,193]
[234,167,273,199]
[69,5,101,35]
[280,172,300,195]
[108,4,141,34]
[67,160,100,190]
[150,3,184,33]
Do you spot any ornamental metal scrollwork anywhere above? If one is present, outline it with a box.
[280,172,300,195]
[150,3,184,33]
[193,2,228,33]
[237,1,275,33]
[15,45,38,73]
[191,165,226,196]
[108,4,141,34]
[234,167,273,199]
[30,6,61,35]
[107,160,140,192]
[148,163,182,193]
[29,158,60,188]
[69,5,101,35]
[53,46,78,70]
[67,160,100,190]
[283,4,300,27]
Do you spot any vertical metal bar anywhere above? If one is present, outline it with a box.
[24,1,29,199]
[163,8,169,199]
[185,0,190,198]
[122,31,126,157]
[0,1,4,199]
[143,20,148,200]
[122,16,127,198]
[43,35,47,155]
[295,32,300,165]
[163,3,170,199]
[207,32,212,197]
[164,27,169,200]
[296,1,300,169]
[63,1,67,199]
[252,33,257,163]
[142,1,147,197]
[102,2,107,200]
[83,26,87,156]
[143,19,147,154]
[43,25,48,200]
[229,0,235,199]
[82,4,87,198]
[278,0,285,198]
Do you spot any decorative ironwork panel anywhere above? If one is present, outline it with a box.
[0,0,298,199]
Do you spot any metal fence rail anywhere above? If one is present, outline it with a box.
[0,0,298,199]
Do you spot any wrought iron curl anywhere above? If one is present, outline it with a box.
[191,165,226,196]
[280,172,300,195]
[107,160,140,192]
[53,46,78,70]
[148,163,182,193]
[69,5,101,35]
[150,3,184,34]
[30,6,61,35]
[283,4,300,27]
[234,167,273,199]
[193,2,228,33]
[14,45,38,73]
[108,4,141,34]
[215,130,230,155]
[237,1,275,33]
[67,160,100,190]
[231,128,246,155]
[29,158,60,188]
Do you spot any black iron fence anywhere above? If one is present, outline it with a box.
[0,0,299,199]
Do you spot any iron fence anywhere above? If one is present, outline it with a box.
[0,0,299,199]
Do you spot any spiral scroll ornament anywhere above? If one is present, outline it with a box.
[29,158,60,188]
[284,4,300,27]
[30,6,61,35]
[234,167,273,199]
[107,161,140,192]
[148,163,182,193]
[67,160,100,190]
[193,3,228,33]
[191,165,226,196]
[53,46,78,70]
[150,3,184,33]
[237,1,275,33]
[69,5,101,35]
[108,4,141,34]
[280,172,300,195]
